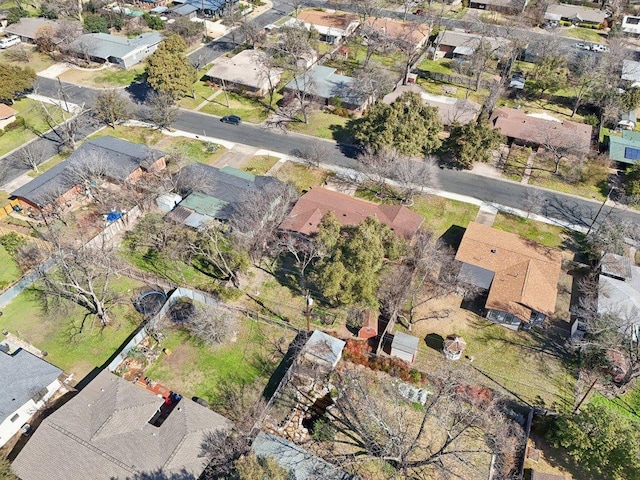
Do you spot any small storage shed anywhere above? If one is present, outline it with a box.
[301,331,345,369]
[443,335,467,361]
[156,193,183,212]
[390,332,419,364]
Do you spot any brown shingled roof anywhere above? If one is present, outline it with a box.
[297,9,358,30]
[279,187,423,239]
[0,104,17,120]
[490,107,592,152]
[362,17,429,47]
[455,222,562,322]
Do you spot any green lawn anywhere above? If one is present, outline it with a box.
[0,98,65,157]
[528,155,608,202]
[89,125,165,146]
[562,27,605,43]
[144,318,296,408]
[0,46,54,73]
[179,79,218,110]
[121,249,215,292]
[0,245,21,290]
[156,136,227,165]
[0,277,143,382]
[286,111,348,140]
[274,161,333,192]
[356,190,479,239]
[416,77,489,105]
[418,59,457,76]
[493,212,568,248]
[58,65,146,88]
[503,145,530,182]
[199,91,270,124]
[242,155,279,175]
[27,153,69,178]
[590,382,640,424]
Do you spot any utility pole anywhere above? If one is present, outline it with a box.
[305,291,313,332]
[573,378,598,414]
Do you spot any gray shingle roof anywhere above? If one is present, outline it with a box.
[69,32,163,61]
[252,431,356,480]
[11,370,231,480]
[171,163,281,222]
[11,136,164,207]
[0,346,62,422]
[4,18,58,40]
[284,65,367,108]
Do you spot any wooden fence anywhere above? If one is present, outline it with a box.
[0,200,21,219]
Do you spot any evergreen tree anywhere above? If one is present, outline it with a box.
[353,92,442,156]
[448,120,503,169]
[0,64,36,104]
[145,35,196,100]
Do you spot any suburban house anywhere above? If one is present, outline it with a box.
[4,17,57,43]
[204,49,282,97]
[468,0,527,15]
[10,136,166,210]
[252,431,356,480]
[279,187,424,240]
[68,32,163,69]
[383,84,480,126]
[432,30,509,60]
[283,65,370,111]
[490,107,593,153]
[167,164,281,227]
[622,59,640,87]
[544,4,608,26]
[300,330,345,370]
[608,130,640,165]
[596,253,640,342]
[170,3,199,18]
[622,15,640,36]
[171,0,234,17]
[11,369,231,480]
[0,104,17,130]
[361,17,429,51]
[455,222,563,330]
[390,331,420,363]
[284,9,359,44]
[0,339,63,448]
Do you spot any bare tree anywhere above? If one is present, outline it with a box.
[94,89,135,128]
[355,146,397,196]
[144,90,179,129]
[275,232,323,292]
[291,139,333,168]
[38,233,122,329]
[298,365,523,479]
[576,276,640,388]
[229,181,298,262]
[392,156,439,202]
[17,142,45,173]
[349,61,396,102]
[184,303,238,347]
[239,18,265,48]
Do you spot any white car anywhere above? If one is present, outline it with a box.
[573,42,591,51]
[0,35,21,49]
[591,44,609,53]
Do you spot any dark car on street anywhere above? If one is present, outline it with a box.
[221,115,242,125]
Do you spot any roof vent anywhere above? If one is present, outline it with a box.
[490,248,497,254]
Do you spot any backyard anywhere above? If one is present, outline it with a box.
[0,276,143,382]
[0,45,54,73]
[144,316,297,410]
[0,244,21,290]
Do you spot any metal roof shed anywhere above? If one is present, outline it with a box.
[390,332,420,364]
[301,330,345,369]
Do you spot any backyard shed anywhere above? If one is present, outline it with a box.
[301,330,345,369]
[390,332,419,364]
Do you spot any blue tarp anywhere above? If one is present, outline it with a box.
[106,211,122,223]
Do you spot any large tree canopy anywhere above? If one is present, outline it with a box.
[0,64,36,104]
[547,404,640,480]
[312,213,405,307]
[353,92,442,156]
[145,35,195,100]
[448,120,504,169]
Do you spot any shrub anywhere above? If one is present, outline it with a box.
[143,13,164,30]
[311,418,336,441]
[583,114,599,126]
[84,13,109,33]
[0,233,27,256]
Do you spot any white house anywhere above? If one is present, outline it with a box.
[622,15,640,36]
[0,340,63,447]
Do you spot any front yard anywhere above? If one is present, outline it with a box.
[58,64,146,87]
[493,212,571,249]
[285,111,349,140]
[199,91,271,124]
[0,98,65,157]
[274,162,333,192]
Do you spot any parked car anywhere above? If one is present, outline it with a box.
[0,35,21,49]
[220,115,242,125]
[573,42,591,51]
[591,44,609,53]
